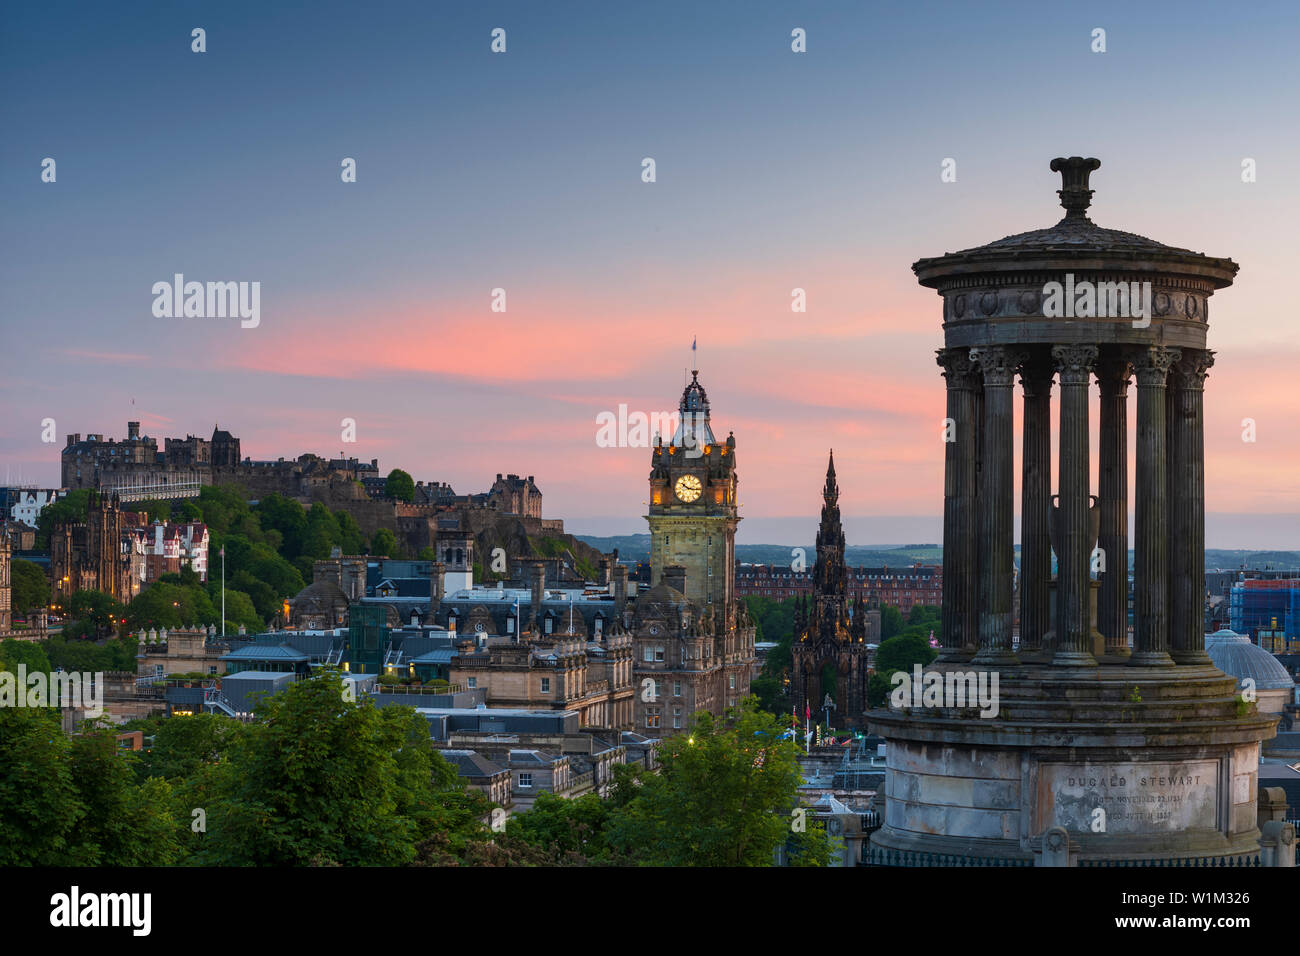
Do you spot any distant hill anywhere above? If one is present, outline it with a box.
[575,534,942,567]
[575,535,1300,573]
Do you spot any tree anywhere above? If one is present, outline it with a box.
[874,633,937,675]
[908,603,940,626]
[385,469,415,503]
[10,558,50,617]
[506,791,615,864]
[193,671,424,866]
[868,633,938,707]
[371,528,399,558]
[68,590,124,639]
[136,712,241,782]
[880,605,904,640]
[607,696,837,866]
[0,706,88,865]
[66,723,184,865]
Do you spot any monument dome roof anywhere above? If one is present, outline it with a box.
[1206,628,1295,691]
[913,157,1238,287]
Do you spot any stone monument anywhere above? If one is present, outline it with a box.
[866,158,1278,864]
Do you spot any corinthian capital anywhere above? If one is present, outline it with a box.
[1051,344,1099,385]
[936,347,980,388]
[1172,349,1215,389]
[1130,346,1182,386]
[969,346,1025,387]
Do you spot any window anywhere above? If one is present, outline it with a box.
[518,772,533,788]
[154,665,163,676]
[729,673,736,689]
[545,618,553,634]
[467,677,477,689]
[673,681,682,697]
[646,707,661,729]
[643,646,655,663]
[655,645,665,662]
[541,678,550,693]
[673,708,682,729]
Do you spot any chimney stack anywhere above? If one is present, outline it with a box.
[613,564,628,622]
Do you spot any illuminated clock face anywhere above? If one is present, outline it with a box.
[674,474,702,503]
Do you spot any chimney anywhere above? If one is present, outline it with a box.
[127,421,140,440]
[599,557,612,587]
[529,561,546,631]
[613,564,628,621]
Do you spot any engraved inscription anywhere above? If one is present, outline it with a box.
[1039,761,1219,835]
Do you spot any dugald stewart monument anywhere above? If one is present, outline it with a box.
[867,158,1279,865]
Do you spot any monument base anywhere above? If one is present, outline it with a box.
[866,661,1277,863]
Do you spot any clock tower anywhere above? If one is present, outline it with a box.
[646,370,739,610]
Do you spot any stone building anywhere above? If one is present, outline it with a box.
[50,490,146,606]
[790,452,879,728]
[487,474,543,518]
[634,370,756,737]
[448,629,635,729]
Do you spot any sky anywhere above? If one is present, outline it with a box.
[2,0,1298,548]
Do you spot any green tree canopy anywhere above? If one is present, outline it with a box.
[385,469,415,502]
[10,558,50,617]
[371,527,399,558]
[606,696,836,866]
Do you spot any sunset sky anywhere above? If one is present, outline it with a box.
[2,1,1297,548]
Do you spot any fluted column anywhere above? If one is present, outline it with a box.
[970,346,1022,665]
[1018,351,1054,653]
[1131,346,1181,666]
[1051,344,1098,666]
[1096,356,1132,656]
[937,348,980,662]
[1169,350,1214,664]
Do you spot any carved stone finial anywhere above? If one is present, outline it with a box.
[1050,156,1101,219]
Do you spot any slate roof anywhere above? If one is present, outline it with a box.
[220,644,308,662]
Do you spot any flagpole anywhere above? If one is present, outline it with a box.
[221,545,226,637]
